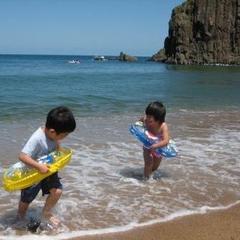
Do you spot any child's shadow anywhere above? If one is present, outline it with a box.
[119,167,169,181]
[0,207,40,231]
[152,170,169,180]
[0,209,18,231]
[119,167,144,180]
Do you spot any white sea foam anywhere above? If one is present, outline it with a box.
[2,201,240,240]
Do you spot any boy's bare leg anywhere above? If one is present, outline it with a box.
[13,201,29,228]
[42,188,62,226]
[17,201,29,219]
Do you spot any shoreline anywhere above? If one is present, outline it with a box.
[69,202,240,240]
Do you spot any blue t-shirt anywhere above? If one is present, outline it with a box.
[22,127,57,161]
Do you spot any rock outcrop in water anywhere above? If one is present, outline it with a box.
[119,52,138,62]
[152,0,240,65]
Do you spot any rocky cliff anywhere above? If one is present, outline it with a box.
[152,0,240,65]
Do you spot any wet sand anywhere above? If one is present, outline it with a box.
[70,203,240,240]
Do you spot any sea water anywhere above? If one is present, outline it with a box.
[0,54,240,239]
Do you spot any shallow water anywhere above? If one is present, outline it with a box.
[0,110,240,239]
[0,55,240,238]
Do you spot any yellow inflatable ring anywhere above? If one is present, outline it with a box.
[3,148,72,192]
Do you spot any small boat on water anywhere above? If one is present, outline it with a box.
[94,56,107,61]
[68,60,80,64]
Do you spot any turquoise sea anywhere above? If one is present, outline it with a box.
[0,54,239,121]
[0,54,240,239]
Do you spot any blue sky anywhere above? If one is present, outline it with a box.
[0,0,185,56]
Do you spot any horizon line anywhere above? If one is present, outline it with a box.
[0,53,152,58]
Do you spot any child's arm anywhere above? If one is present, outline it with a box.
[56,141,65,151]
[19,152,49,174]
[150,123,170,149]
[139,116,145,123]
[139,115,148,127]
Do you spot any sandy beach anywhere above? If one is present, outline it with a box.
[70,202,240,240]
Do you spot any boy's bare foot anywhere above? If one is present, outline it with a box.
[49,215,61,227]
[12,216,28,230]
[40,214,61,230]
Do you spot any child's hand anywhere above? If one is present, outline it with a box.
[37,163,49,174]
[150,143,158,150]
[139,116,145,122]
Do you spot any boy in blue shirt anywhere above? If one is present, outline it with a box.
[16,106,76,228]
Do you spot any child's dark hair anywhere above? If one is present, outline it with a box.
[145,101,166,123]
[46,106,76,134]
